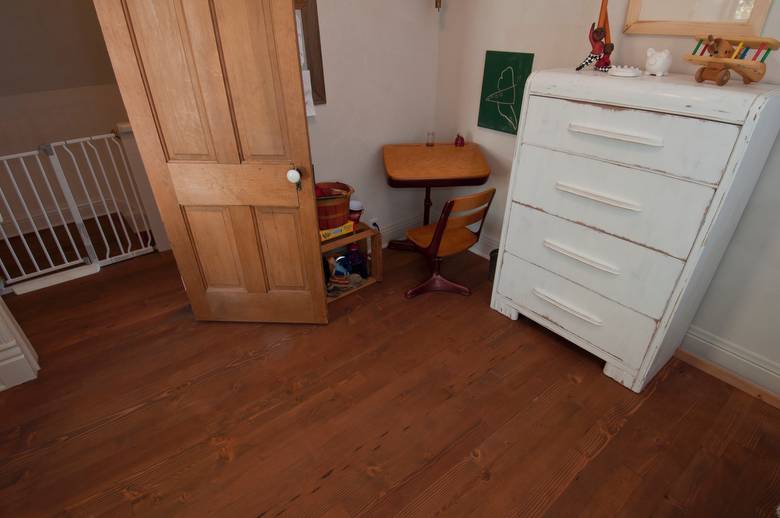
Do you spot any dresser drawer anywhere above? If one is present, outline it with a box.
[497,253,657,369]
[505,204,683,319]
[512,146,714,260]
[523,96,739,185]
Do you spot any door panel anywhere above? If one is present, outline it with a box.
[168,163,298,206]
[256,209,306,290]
[213,0,288,160]
[185,206,245,290]
[95,0,327,322]
[124,0,238,163]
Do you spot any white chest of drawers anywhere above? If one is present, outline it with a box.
[491,69,780,392]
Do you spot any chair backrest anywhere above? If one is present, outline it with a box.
[426,188,496,255]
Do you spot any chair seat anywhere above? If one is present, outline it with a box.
[407,224,478,257]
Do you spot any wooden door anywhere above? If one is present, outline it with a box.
[94,0,327,323]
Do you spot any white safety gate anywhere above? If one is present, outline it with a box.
[0,133,156,294]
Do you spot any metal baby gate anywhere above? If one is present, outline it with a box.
[0,132,156,294]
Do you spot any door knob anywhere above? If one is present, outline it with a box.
[286,169,302,191]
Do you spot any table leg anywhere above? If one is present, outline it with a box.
[424,187,432,225]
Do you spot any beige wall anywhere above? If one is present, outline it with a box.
[434,0,605,246]
[0,0,126,154]
[616,2,780,393]
[0,0,116,96]
[431,0,780,393]
[0,0,133,242]
[306,0,440,239]
[0,84,126,156]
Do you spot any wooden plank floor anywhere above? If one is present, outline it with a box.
[1,250,779,517]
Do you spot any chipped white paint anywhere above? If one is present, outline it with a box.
[527,69,778,124]
[505,205,683,320]
[491,69,780,393]
[512,145,715,260]
[0,298,38,391]
[523,95,740,185]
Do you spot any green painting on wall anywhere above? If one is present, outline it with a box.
[477,51,534,135]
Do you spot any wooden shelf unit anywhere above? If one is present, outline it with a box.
[321,222,383,303]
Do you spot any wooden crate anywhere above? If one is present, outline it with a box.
[321,222,383,303]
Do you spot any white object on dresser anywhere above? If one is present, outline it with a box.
[644,48,672,76]
[491,69,780,393]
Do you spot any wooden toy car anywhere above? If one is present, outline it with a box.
[685,35,779,86]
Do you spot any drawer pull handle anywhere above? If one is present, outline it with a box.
[568,122,664,148]
[532,288,604,326]
[555,181,642,213]
[543,239,620,275]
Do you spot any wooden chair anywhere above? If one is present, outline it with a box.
[404,188,496,298]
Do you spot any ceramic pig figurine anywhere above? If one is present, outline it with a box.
[645,48,672,76]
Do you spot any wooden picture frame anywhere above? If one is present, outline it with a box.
[624,0,773,37]
[294,0,326,105]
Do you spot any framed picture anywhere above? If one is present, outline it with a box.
[624,0,773,37]
[478,51,534,135]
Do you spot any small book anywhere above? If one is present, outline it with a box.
[319,221,355,242]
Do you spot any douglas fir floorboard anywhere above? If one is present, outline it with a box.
[1,250,779,517]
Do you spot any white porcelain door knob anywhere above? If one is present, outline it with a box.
[286,169,301,184]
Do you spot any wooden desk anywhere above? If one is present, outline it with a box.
[383,143,490,226]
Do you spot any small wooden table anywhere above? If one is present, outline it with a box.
[383,143,490,230]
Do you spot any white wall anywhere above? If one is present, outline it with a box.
[616,2,780,394]
[0,0,165,252]
[433,0,604,249]
[0,84,126,156]
[0,0,127,154]
[306,0,440,240]
[430,0,780,394]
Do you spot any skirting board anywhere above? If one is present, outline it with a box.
[681,325,780,400]
[469,233,499,259]
[676,349,780,410]
[377,215,422,248]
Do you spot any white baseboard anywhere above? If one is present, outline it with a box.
[682,325,780,396]
[377,215,422,247]
[470,233,499,259]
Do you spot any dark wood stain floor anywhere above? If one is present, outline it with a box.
[1,250,779,517]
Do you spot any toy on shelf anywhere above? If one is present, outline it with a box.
[576,0,613,73]
[645,48,672,76]
[685,35,780,86]
[576,23,607,71]
[595,43,615,72]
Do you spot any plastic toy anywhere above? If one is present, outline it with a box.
[685,35,780,86]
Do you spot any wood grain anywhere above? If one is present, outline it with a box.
[383,144,490,185]
[1,250,779,516]
[95,0,327,323]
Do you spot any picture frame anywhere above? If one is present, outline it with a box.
[624,0,773,37]
[294,0,326,105]
[477,51,534,135]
